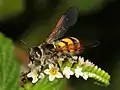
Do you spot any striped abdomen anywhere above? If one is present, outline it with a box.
[54,37,82,54]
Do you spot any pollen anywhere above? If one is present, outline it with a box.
[50,67,58,75]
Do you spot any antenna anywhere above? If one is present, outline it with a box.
[20,40,31,51]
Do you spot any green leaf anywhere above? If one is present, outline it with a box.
[0,33,20,90]
[27,76,67,90]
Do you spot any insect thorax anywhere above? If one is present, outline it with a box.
[29,44,60,69]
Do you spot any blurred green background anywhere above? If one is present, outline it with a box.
[0,0,120,90]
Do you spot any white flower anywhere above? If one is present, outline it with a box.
[69,58,76,64]
[85,59,94,67]
[74,66,83,78]
[74,66,88,80]
[63,66,74,79]
[39,73,45,79]
[82,72,88,80]
[27,69,39,83]
[78,56,84,65]
[44,64,63,81]
[72,56,78,60]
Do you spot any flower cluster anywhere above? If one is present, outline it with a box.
[26,55,110,86]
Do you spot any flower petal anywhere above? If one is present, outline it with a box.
[49,75,55,81]
[63,66,70,74]
[65,74,70,79]
[39,73,45,79]
[56,72,63,78]
[74,66,84,78]
[27,72,32,77]
[44,69,50,75]
[75,73,80,78]
[63,66,74,79]
[32,77,38,83]
[79,57,84,65]
[75,66,82,73]
[72,56,78,60]
[85,60,94,66]
[69,70,74,75]
[83,72,88,80]
[49,64,54,69]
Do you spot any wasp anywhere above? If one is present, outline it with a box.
[27,7,80,70]
[20,7,100,86]
[28,7,99,68]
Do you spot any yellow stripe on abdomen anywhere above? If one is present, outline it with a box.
[57,41,66,47]
[56,41,67,52]
[61,38,74,45]
[61,38,75,52]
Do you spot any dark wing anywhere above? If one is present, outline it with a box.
[83,40,100,48]
[45,7,79,44]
